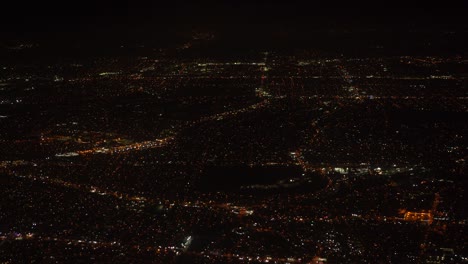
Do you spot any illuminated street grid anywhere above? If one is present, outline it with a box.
[0,32,467,263]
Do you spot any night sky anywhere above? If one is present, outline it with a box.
[2,1,468,36]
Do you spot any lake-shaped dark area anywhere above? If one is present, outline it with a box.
[200,165,325,192]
